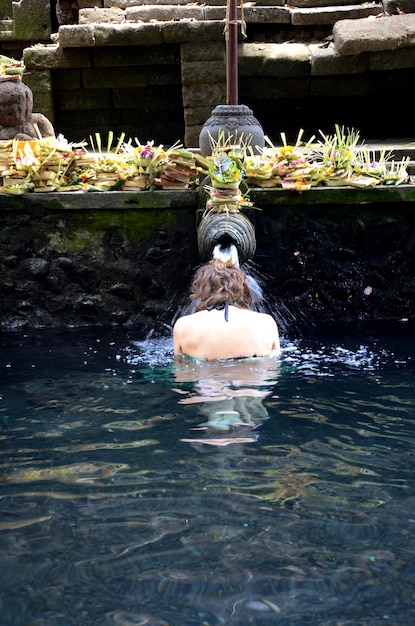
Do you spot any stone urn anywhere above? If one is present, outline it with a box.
[0,80,55,140]
[199,104,265,156]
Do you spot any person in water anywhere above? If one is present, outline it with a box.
[173,255,280,360]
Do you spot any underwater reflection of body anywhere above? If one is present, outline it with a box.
[173,356,280,446]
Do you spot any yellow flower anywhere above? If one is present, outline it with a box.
[280,145,293,156]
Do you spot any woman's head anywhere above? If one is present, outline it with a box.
[190,260,253,311]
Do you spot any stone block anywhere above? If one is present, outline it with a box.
[200,5,290,24]
[23,69,54,123]
[251,0,284,5]
[369,66,415,94]
[93,22,163,46]
[0,0,12,18]
[369,45,415,70]
[180,41,225,62]
[290,3,382,26]
[181,60,226,83]
[310,74,372,97]
[290,0,367,6]
[52,68,81,89]
[182,81,225,107]
[125,5,204,21]
[240,76,309,98]
[12,0,51,40]
[333,14,415,55]
[243,6,290,23]
[54,87,112,110]
[24,44,92,69]
[79,7,125,23]
[113,84,182,109]
[161,20,223,44]
[383,0,415,13]
[148,66,181,85]
[59,24,96,46]
[310,42,368,75]
[92,44,179,66]
[203,6,226,20]
[56,108,119,139]
[239,43,310,78]
[82,66,148,88]
[184,105,213,126]
[107,0,192,6]
[0,18,13,37]
[185,124,201,148]
[122,106,174,123]
[77,0,103,7]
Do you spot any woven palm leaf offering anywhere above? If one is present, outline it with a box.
[251,129,317,191]
[72,132,131,191]
[352,146,410,187]
[0,131,86,194]
[203,131,253,216]
[160,147,198,189]
[120,139,169,190]
[0,54,25,82]
[309,125,411,188]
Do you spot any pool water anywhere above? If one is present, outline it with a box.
[1,322,415,626]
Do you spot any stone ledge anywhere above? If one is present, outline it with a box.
[239,42,310,78]
[309,42,368,75]
[291,2,381,25]
[57,21,226,46]
[23,44,92,69]
[124,5,204,21]
[2,182,415,211]
[24,35,415,76]
[76,2,381,27]
[333,14,415,55]
[79,7,126,23]
[0,189,199,210]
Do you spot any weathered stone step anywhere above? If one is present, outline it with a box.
[0,18,12,38]
[101,0,370,6]
[77,1,382,26]
[333,13,415,54]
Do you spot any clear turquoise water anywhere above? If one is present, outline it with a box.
[1,323,414,626]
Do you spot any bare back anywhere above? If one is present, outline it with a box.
[173,305,280,360]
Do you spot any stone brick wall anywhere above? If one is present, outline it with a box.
[3,2,415,147]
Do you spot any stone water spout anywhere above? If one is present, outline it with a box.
[197,210,256,265]
[196,165,261,308]
[196,149,257,265]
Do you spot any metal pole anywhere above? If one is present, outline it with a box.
[226,0,238,105]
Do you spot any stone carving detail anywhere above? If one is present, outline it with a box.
[0,80,55,140]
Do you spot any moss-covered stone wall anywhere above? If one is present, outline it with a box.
[1,187,415,334]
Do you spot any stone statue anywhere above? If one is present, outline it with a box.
[0,79,55,141]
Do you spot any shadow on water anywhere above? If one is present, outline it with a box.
[0,321,415,625]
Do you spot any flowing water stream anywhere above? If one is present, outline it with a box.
[0,322,414,625]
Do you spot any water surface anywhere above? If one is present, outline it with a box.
[1,323,414,625]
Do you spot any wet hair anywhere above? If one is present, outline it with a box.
[190,259,253,311]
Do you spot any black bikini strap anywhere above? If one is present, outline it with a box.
[206,301,230,322]
[224,301,229,322]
